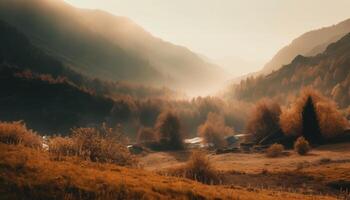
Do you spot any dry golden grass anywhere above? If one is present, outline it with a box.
[266,144,285,158]
[0,143,336,200]
[0,121,42,148]
[48,136,77,160]
[49,125,135,166]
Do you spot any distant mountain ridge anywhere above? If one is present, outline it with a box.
[232,32,350,108]
[0,0,227,93]
[260,18,350,75]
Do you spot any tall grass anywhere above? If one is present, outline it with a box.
[0,121,42,148]
[49,124,136,166]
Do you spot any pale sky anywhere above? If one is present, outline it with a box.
[64,0,350,74]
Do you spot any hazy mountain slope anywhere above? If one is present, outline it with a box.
[232,33,350,108]
[260,18,350,75]
[0,0,226,92]
[0,20,174,99]
[0,20,185,134]
[0,0,162,85]
[0,66,114,134]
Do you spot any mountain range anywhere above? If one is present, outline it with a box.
[232,32,350,108]
[0,0,227,94]
[259,18,350,75]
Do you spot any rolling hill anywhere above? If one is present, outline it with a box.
[0,0,227,93]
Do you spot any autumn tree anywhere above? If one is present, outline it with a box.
[155,110,184,150]
[246,99,281,143]
[301,96,323,144]
[198,112,233,148]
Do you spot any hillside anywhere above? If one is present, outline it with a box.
[0,0,226,93]
[260,18,350,75]
[0,20,178,135]
[232,33,350,108]
[0,19,175,99]
[0,143,336,200]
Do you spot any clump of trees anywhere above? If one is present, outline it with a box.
[246,99,282,143]
[198,112,233,148]
[136,127,156,143]
[280,88,348,143]
[246,88,348,146]
[154,110,184,150]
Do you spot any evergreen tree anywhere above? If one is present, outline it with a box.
[302,96,323,144]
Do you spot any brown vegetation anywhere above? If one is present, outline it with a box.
[198,112,233,148]
[246,99,281,143]
[48,136,76,159]
[0,121,42,148]
[48,124,135,166]
[294,137,311,155]
[70,125,134,166]
[155,110,184,150]
[266,143,284,158]
[280,88,348,140]
[165,151,219,184]
[136,127,156,143]
[0,143,334,200]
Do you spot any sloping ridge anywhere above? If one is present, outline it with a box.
[0,20,114,134]
[260,18,350,75]
[234,32,350,108]
[0,0,226,92]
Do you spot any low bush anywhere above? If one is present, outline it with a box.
[294,137,311,155]
[47,124,135,166]
[71,125,134,166]
[166,151,219,184]
[48,136,77,160]
[266,143,284,158]
[0,121,42,148]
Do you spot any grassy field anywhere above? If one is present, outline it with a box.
[140,143,350,198]
[0,143,339,200]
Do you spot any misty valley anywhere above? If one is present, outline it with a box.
[1,0,350,199]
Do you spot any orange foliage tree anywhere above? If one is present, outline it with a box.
[280,88,348,140]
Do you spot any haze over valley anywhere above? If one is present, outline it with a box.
[1,1,350,199]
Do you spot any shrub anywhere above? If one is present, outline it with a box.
[155,110,184,150]
[136,127,156,143]
[198,112,233,148]
[48,136,77,160]
[294,137,311,155]
[246,99,281,143]
[166,151,219,184]
[71,124,134,166]
[0,121,42,148]
[266,143,284,158]
[184,151,219,184]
